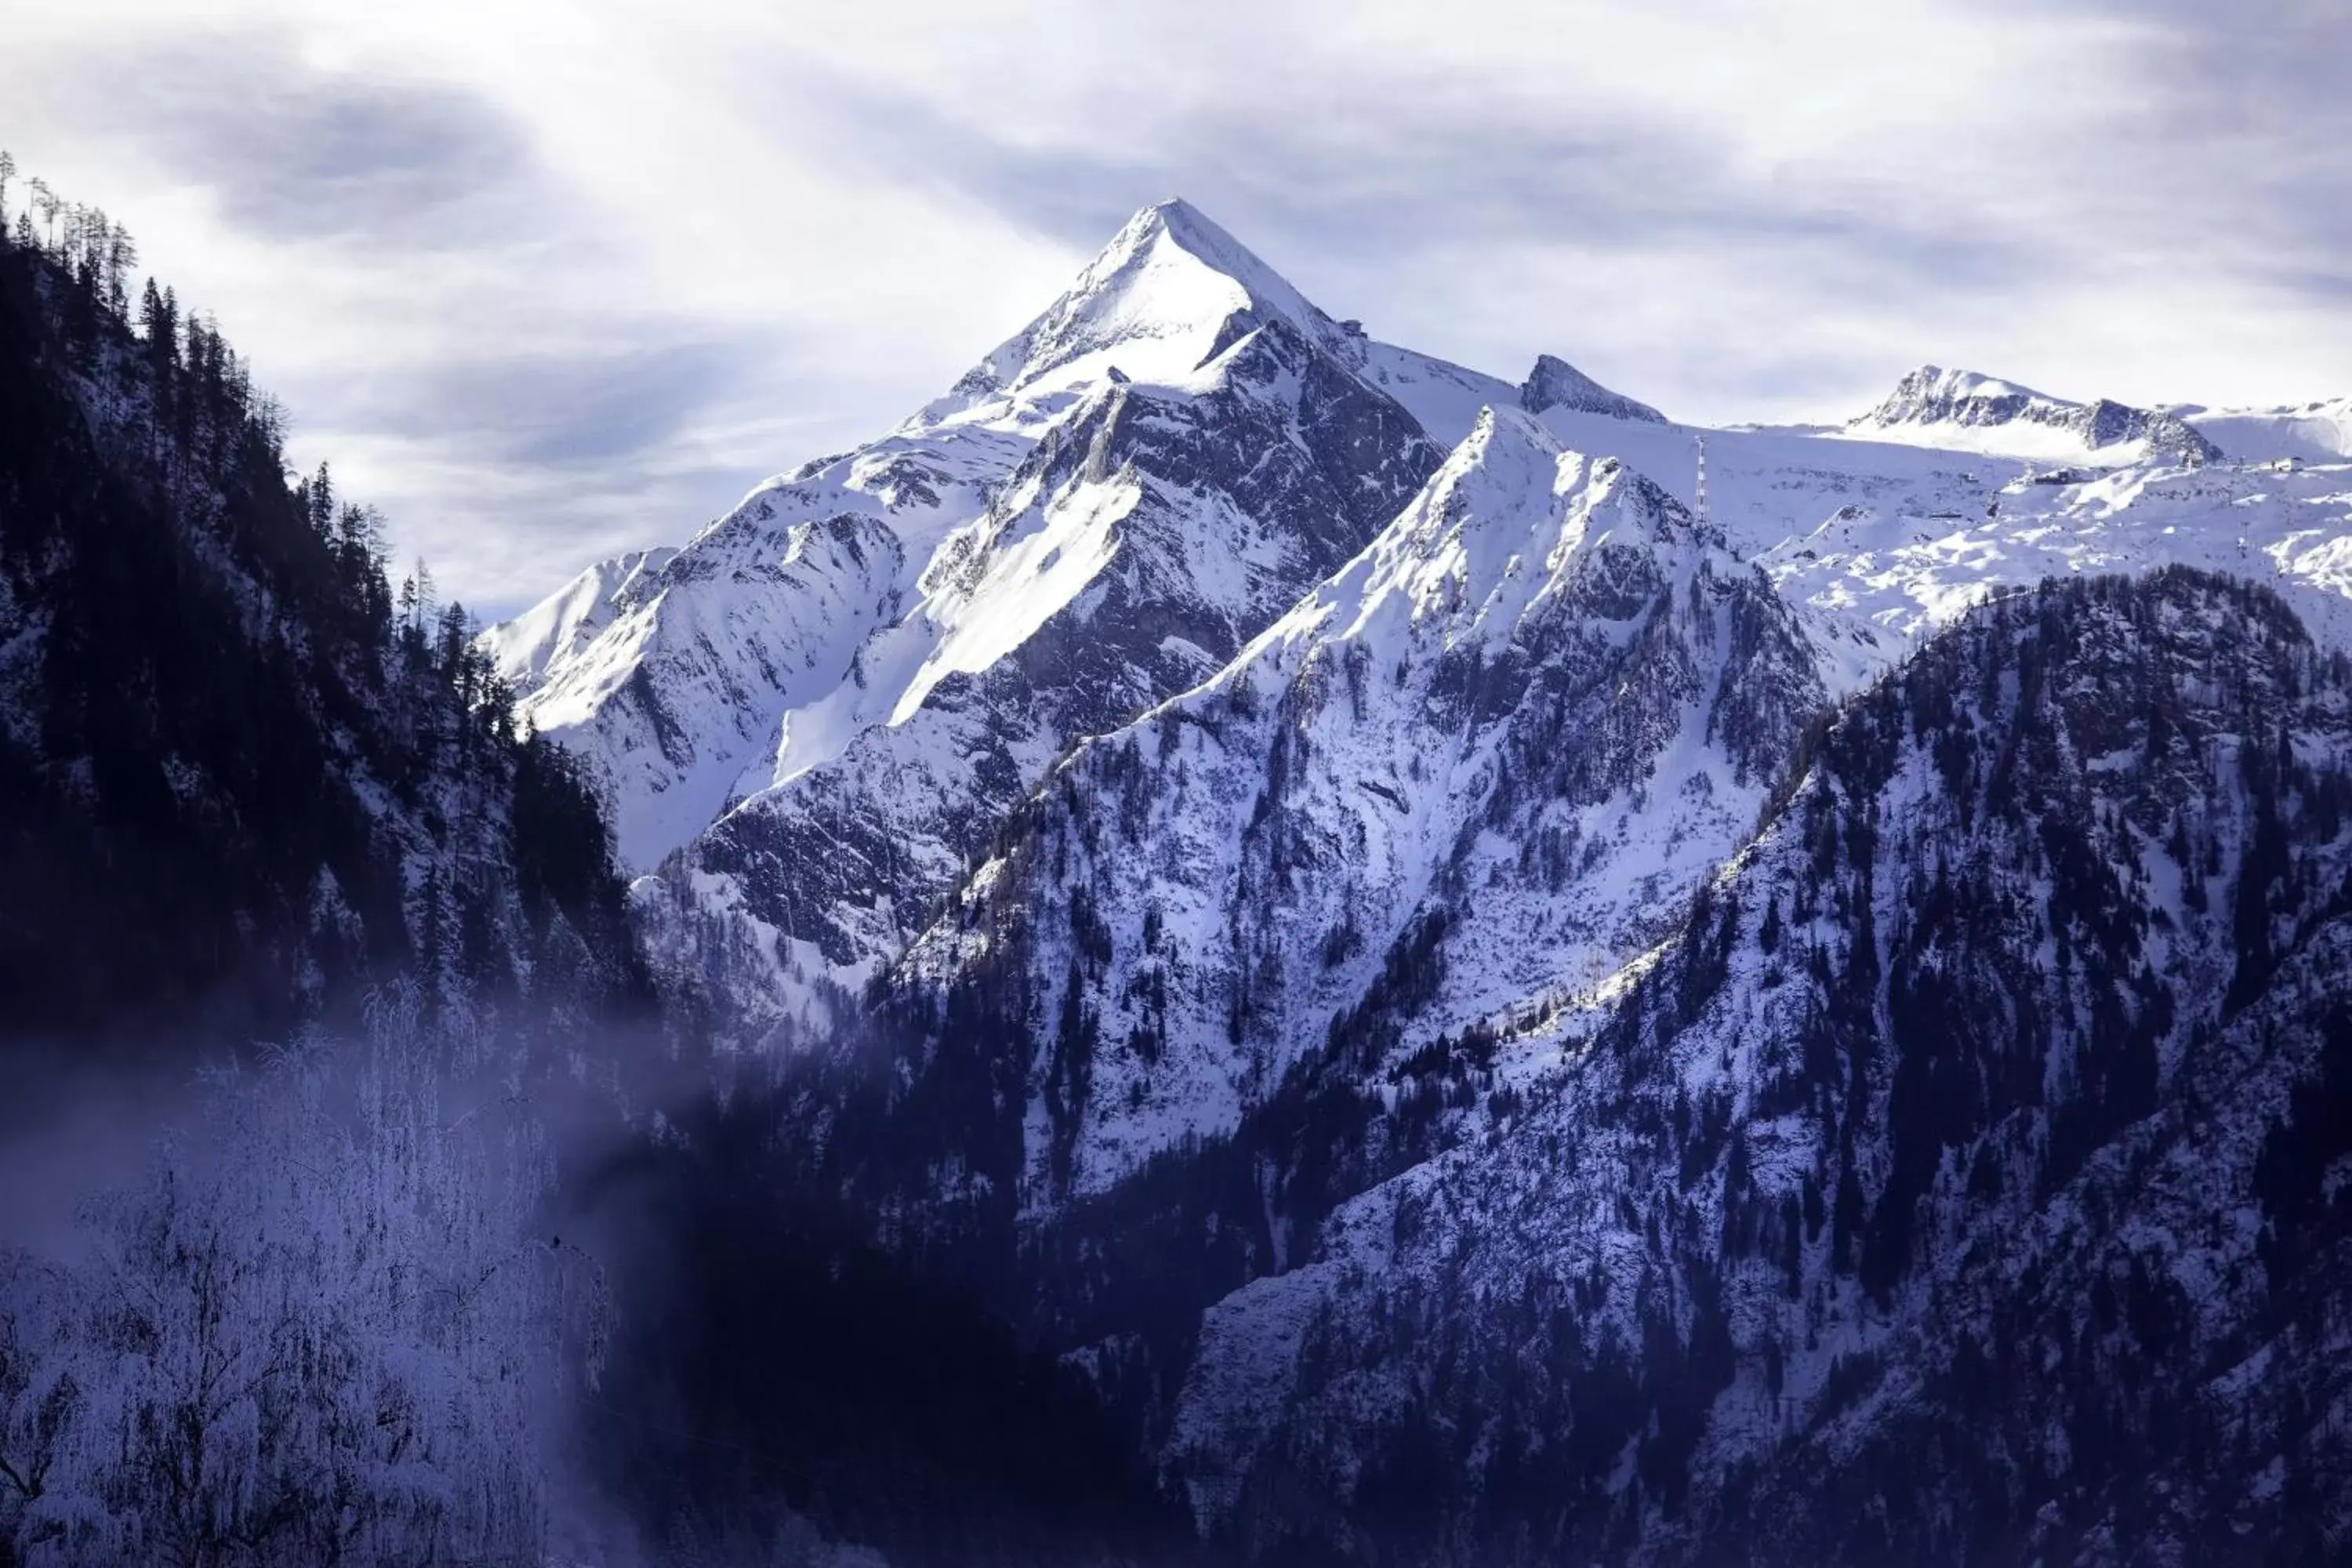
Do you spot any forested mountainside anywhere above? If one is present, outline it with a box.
[0,188,645,1044]
[0,169,685,1568]
[683,571,2352,1566]
[1163,568,2352,1565]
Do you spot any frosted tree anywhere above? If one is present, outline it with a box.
[27,179,56,252]
[0,986,606,1566]
[0,1260,85,1561]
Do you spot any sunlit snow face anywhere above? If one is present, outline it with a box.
[4,0,2347,610]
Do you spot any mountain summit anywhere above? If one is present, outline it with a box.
[489,197,1521,1025]
[485,195,2343,1051]
[919,198,1365,430]
[1849,362,2222,465]
[1519,351,1665,423]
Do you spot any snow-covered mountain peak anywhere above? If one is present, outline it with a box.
[919,198,1359,428]
[1340,408,1704,648]
[481,545,677,697]
[1416,402,1564,526]
[1345,404,1563,623]
[1847,362,2222,466]
[1517,352,1666,423]
[1866,362,2045,419]
[1851,362,2082,441]
[885,402,1821,1205]
[1127,198,1328,329]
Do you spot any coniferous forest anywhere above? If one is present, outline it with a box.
[0,166,643,1044]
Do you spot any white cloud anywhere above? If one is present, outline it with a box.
[5,0,2345,614]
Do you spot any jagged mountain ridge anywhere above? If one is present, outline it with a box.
[1519,405,2352,692]
[488,200,1665,1037]
[488,204,2351,1054]
[1843,363,2223,466]
[1157,568,2352,1563]
[888,407,1822,1206]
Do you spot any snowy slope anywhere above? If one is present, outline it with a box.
[1354,340,1522,448]
[1163,569,2352,1561]
[479,546,675,695]
[2179,395,2352,464]
[891,409,1820,1204]
[1353,344,1664,447]
[1535,407,2352,690]
[481,424,1024,869]
[484,201,1664,906]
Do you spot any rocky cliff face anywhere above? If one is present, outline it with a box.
[890,409,1823,1209]
[1163,568,2352,1564]
[486,201,1671,1041]
[1849,364,2223,466]
[1520,352,1666,423]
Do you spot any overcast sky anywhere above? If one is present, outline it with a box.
[7,0,2347,615]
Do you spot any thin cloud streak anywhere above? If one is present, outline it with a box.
[93,34,546,249]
